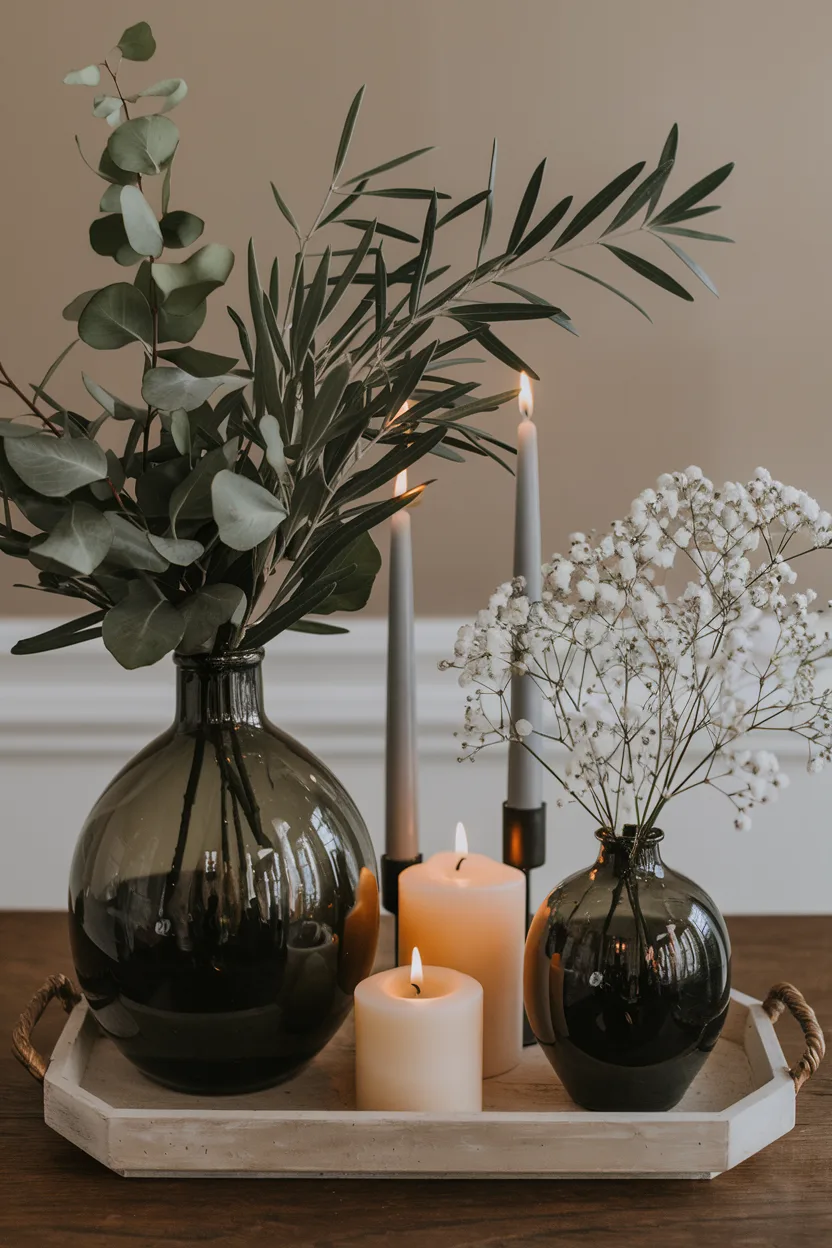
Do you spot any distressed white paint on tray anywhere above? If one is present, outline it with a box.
[42,991,795,1180]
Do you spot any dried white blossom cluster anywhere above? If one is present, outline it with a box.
[443,468,832,834]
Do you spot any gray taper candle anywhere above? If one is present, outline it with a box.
[385,469,419,860]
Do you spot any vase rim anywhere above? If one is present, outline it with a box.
[595,825,665,845]
[174,648,265,672]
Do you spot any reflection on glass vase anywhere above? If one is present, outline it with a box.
[524,827,731,1111]
[69,649,379,1095]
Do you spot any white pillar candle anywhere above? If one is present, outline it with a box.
[507,373,545,810]
[354,947,483,1111]
[398,825,526,1077]
[385,463,419,861]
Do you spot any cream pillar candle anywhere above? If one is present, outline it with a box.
[397,825,526,1077]
[354,947,483,1111]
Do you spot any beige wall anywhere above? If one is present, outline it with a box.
[1,1,830,620]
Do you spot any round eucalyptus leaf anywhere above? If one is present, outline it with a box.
[157,346,238,377]
[98,149,138,187]
[103,581,184,670]
[151,243,234,315]
[62,289,99,322]
[92,95,122,124]
[128,78,188,113]
[81,373,143,423]
[120,185,163,258]
[169,440,238,531]
[148,534,204,565]
[98,184,123,213]
[260,414,289,481]
[78,283,153,350]
[64,65,100,86]
[158,300,206,344]
[142,365,246,412]
[159,210,204,249]
[169,409,191,455]
[211,469,287,552]
[89,215,142,266]
[34,503,113,575]
[107,115,178,175]
[0,420,38,439]
[6,432,108,496]
[177,583,246,653]
[117,21,157,62]
[104,513,169,572]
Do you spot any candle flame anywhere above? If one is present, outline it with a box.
[393,469,408,497]
[454,821,469,855]
[410,945,423,994]
[518,372,534,420]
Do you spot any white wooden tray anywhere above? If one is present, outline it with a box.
[13,976,823,1180]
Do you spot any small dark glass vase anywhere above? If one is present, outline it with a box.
[524,828,731,1111]
[68,650,379,1095]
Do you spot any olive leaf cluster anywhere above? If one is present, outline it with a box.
[0,21,734,669]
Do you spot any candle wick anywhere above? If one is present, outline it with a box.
[411,982,421,996]
[455,856,466,872]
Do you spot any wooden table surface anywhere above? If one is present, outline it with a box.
[0,911,829,1248]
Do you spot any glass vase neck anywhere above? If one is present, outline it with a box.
[174,650,266,730]
[595,825,665,874]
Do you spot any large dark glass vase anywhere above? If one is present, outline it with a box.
[69,650,379,1095]
[524,828,731,1111]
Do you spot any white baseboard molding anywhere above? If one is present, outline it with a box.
[0,617,829,914]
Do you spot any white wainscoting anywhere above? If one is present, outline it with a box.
[0,618,829,913]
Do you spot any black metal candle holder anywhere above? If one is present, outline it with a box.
[381,852,422,966]
[503,802,546,1045]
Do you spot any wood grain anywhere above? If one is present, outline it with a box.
[1,912,830,1247]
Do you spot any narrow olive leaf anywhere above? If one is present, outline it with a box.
[152,243,235,315]
[322,220,376,320]
[647,123,679,216]
[35,504,113,575]
[64,64,101,86]
[120,185,163,258]
[159,210,204,248]
[437,189,490,229]
[107,116,179,175]
[410,192,438,317]
[177,584,246,652]
[553,161,645,249]
[452,301,563,322]
[11,610,107,656]
[118,21,157,60]
[343,146,434,187]
[650,225,734,243]
[467,326,539,380]
[602,161,674,235]
[261,294,292,373]
[430,388,520,423]
[507,159,546,253]
[62,289,98,321]
[603,244,693,300]
[268,258,279,313]
[289,620,349,635]
[316,179,368,229]
[227,306,254,369]
[651,162,734,225]
[6,432,108,495]
[247,243,285,434]
[293,248,331,365]
[300,489,425,590]
[104,582,184,670]
[270,182,301,237]
[513,196,573,256]
[147,534,204,565]
[386,340,438,415]
[161,161,172,214]
[375,244,387,333]
[555,260,652,320]
[655,235,718,295]
[333,85,365,181]
[246,577,340,647]
[142,366,246,412]
[340,218,418,244]
[38,340,77,392]
[334,425,446,506]
[211,469,287,551]
[260,414,289,481]
[477,139,498,265]
[351,187,449,200]
[303,361,351,454]
[104,513,169,572]
[663,204,722,222]
[78,283,153,350]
